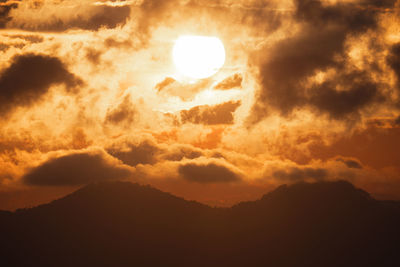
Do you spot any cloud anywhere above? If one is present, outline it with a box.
[180,101,241,125]
[387,43,400,93]
[105,95,136,126]
[135,0,283,45]
[161,144,204,161]
[155,77,176,92]
[0,0,399,209]
[107,140,161,167]
[6,33,44,43]
[309,71,380,119]
[0,54,81,115]
[135,0,178,36]
[85,48,102,65]
[23,151,131,186]
[0,1,18,28]
[214,73,243,90]
[251,0,395,122]
[178,162,241,184]
[6,1,131,32]
[156,78,212,100]
[294,0,392,29]
[336,157,363,169]
[273,167,328,182]
[0,33,44,52]
[107,139,207,168]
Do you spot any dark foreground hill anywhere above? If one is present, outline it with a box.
[0,181,399,267]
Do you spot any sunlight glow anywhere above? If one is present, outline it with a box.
[173,35,226,79]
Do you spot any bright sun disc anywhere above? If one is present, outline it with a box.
[173,35,226,79]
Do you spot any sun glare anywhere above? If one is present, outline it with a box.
[173,35,226,79]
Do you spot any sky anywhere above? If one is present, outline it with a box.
[0,0,400,210]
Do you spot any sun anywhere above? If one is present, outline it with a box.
[173,35,226,79]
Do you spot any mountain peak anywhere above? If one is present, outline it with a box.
[233,180,373,211]
[19,180,209,215]
[262,180,371,202]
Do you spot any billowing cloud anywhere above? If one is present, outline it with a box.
[161,144,204,161]
[107,139,206,167]
[251,0,396,122]
[107,140,161,167]
[0,54,81,115]
[105,95,136,126]
[309,71,380,119]
[178,162,241,183]
[180,101,241,125]
[23,150,131,186]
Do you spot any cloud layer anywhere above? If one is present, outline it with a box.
[0,0,399,209]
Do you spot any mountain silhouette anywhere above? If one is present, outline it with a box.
[1,181,399,267]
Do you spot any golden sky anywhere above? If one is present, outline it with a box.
[0,0,400,210]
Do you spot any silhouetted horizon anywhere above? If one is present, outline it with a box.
[1,180,399,267]
[5,179,400,212]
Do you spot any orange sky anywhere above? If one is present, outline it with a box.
[0,0,400,210]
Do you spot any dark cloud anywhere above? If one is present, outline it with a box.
[253,26,346,119]
[273,167,328,182]
[214,74,243,90]
[251,0,395,122]
[336,157,363,169]
[295,0,384,30]
[178,162,241,183]
[309,72,380,119]
[387,43,400,92]
[108,140,206,167]
[0,54,81,115]
[105,96,136,126]
[181,101,241,125]
[23,152,131,186]
[107,141,160,167]
[0,0,18,28]
[8,5,131,32]
[161,145,204,161]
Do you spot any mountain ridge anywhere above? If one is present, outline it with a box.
[1,180,399,267]
[8,180,377,213]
